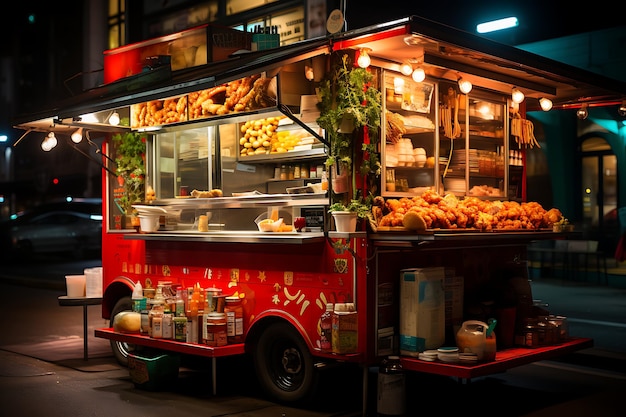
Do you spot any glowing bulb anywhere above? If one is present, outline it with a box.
[71,127,83,143]
[412,67,425,82]
[512,88,525,104]
[539,98,553,111]
[400,62,413,76]
[357,49,371,68]
[41,132,57,151]
[458,78,472,94]
[618,100,626,117]
[109,111,120,126]
[304,65,314,81]
[577,104,588,120]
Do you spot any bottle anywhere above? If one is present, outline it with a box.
[224,296,244,343]
[320,303,333,352]
[377,356,406,416]
[175,287,185,317]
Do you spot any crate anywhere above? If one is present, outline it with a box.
[128,352,180,391]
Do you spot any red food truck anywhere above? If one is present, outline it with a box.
[14,15,625,410]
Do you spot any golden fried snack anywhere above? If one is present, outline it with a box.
[402,211,427,231]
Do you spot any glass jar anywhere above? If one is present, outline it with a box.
[224,296,244,343]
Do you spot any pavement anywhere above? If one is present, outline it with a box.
[1,256,626,416]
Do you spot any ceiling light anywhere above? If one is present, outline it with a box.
[512,88,525,104]
[539,98,553,112]
[71,127,83,143]
[304,65,314,81]
[577,103,589,120]
[618,100,626,117]
[400,62,413,76]
[412,67,425,82]
[458,78,472,94]
[109,111,120,126]
[357,48,371,68]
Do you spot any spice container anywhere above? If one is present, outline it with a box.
[205,312,227,346]
[224,296,244,343]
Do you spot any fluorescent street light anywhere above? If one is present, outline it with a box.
[476,17,519,34]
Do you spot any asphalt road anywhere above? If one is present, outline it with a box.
[1,255,626,416]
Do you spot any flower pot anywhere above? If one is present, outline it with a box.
[332,211,358,232]
[331,169,350,194]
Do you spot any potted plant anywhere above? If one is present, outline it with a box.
[328,199,373,232]
[316,53,382,197]
[112,122,147,229]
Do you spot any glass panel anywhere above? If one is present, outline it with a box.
[439,81,466,195]
[467,94,506,197]
[382,71,437,197]
[226,0,278,15]
[153,127,213,199]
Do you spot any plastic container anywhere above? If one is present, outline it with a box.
[127,352,180,391]
[377,355,406,416]
[224,296,244,343]
[65,275,86,297]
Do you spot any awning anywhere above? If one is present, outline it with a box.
[13,15,626,136]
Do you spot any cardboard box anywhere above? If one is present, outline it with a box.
[399,267,446,355]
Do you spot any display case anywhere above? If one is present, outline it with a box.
[439,83,508,198]
[381,71,438,197]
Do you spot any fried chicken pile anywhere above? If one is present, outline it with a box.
[372,190,563,231]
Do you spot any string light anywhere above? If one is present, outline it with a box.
[458,78,472,94]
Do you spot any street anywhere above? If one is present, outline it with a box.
[1,256,626,416]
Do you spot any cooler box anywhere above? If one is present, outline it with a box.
[399,267,446,356]
[128,352,180,391]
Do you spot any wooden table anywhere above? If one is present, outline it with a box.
[58,296,103,360]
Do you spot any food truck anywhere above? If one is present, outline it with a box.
[13,15,626,408]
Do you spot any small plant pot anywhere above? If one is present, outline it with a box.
[332,211,358,232]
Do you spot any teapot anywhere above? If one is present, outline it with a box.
[456,320,497,361]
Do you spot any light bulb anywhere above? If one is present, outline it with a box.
[577,104,588,120]
[458,78,472,94]
[304,65,314,81]
[412,67,425,82]
[400,62,413,76]
[357,49,371,68]
[539,98,553,112]
[618,100,626,117]
[109,111,120,126]
[71,128,83,143]
[512,88,525,104]
[41,132,57,151]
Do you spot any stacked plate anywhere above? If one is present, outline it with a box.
[437,347,459,363]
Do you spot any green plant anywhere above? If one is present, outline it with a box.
[112,121,147,215]
[316,53,382,177]
[328,199,372,219]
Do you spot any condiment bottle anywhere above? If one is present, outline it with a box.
[377,355,406,416]
[224,296,244,343]
[320,303,333,352]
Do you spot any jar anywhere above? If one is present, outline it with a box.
[173,316,187,341]
[205,312,227,346]
[280,165,287,180]
[224,296,244,343]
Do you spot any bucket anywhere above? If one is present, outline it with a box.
[65,274,86,297]
[84,267,103,298]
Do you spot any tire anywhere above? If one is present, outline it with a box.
[253,322,319,404]
[109,296,136,367]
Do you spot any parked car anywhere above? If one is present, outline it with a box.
[0,199,102,260]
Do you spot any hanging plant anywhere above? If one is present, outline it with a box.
[316,53,382,177]
[112,119,147,215]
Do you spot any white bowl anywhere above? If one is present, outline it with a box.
[257,218,283,232]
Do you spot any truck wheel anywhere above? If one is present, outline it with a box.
[253,322,319,404]
[109,296,136,367]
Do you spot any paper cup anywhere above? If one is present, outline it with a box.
[66,275,86,297]
[139,215,159,232]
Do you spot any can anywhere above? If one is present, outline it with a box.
[377,355,406,416]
